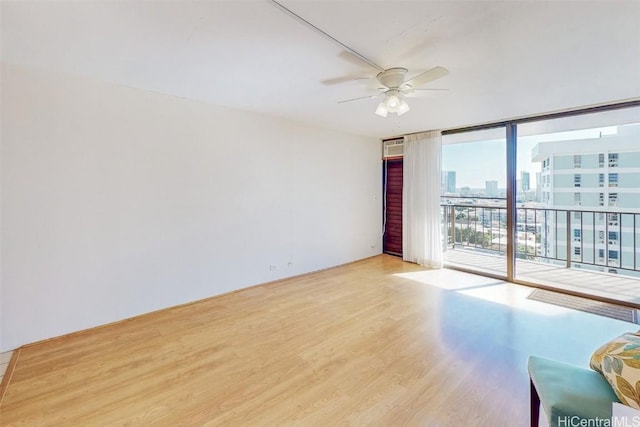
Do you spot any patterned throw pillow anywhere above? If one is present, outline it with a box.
[590,331,640,409]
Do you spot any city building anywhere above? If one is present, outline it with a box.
[521,171,530,191]
[486,180,499,197]
[449,171,457,193]
[442,170,457,194]
[460,186,472,197]
[532,124,640,276]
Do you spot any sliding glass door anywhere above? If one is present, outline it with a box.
[441,103,640,305]
[441,128,507,277]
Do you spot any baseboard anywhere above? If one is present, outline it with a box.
[0,347,22,406]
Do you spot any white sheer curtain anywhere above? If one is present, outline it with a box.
[402,130,443,268]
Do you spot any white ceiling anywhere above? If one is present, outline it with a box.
[2,1,640,138]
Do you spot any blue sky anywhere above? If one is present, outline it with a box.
[442,127,618,189]
[442,138,537,189]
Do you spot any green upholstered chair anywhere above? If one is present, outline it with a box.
[528,356,620,427]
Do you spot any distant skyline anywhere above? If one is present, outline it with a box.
[442,126,618,189]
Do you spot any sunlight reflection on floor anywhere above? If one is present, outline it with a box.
[394,268,500,291]
[395,268,572,316]
[457,283,570,316]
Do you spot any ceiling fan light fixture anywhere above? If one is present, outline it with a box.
[375,91,409,117]
[387,94,400,110]
[397,100,410,116]
[375,102,388,117]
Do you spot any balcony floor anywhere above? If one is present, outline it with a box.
[443,248,640,305]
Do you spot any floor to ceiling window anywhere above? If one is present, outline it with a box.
[441,128,507,276]
[440,102,640,305]
[514,106,640,304]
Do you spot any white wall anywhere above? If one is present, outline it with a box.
[0,63,382,351]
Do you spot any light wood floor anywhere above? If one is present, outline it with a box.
[0,255,634,426]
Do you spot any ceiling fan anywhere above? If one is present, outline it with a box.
[269,0,449,118]
[337,66,449,117]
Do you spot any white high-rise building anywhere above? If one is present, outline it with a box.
[531,124,640,276]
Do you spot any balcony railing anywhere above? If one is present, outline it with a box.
[441,200,640,277]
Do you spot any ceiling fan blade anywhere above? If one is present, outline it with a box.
[337,94,382,104]
[321,75,371,86]
[337,50,383,72]
[405,66,449,88]
[404,90,448,98]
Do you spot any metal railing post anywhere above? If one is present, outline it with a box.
[451,207,456,249]
[635,214,637,271]
[566,210,571,269]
